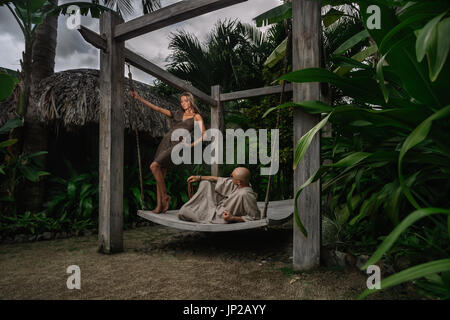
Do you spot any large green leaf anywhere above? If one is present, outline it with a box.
[267,100,427,133]
[0,67,20,79]
[323,8,345,28]
[0,139,18,149]
[427,17,450,82]
[25,151,48,159]
[20,166,49,182]
[415,12,447,63]
[334,45,378,76]
[14,2,47,25]
[379,13,436,54]
[333,30,369,55]
[293,113,331,170]
[82,197,93,217]
[349,192,378,226]
[398,105,450,209]
[360,2,446,107]
[0,117,22,134]
[132,187,143,209]
[397,1,450,22]
[264,36,287,68]
[253,2,292,27]
[376,54,389,103]
[0,72,18,101]
[362,207,450,270]
[14,0,47,13]
[293,151,372,236]
[277,68,385,105]
[67,181,76,199]
[263,101,333,119]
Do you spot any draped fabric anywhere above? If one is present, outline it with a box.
[178,177,261,224]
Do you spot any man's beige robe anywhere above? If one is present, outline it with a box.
[178,177,261,224]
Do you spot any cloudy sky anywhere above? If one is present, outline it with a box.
[0,0,281,85]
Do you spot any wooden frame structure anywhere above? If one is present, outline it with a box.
[78,0,322,270]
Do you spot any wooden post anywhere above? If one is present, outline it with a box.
[210,85,224,176]
[98,12,125,253]
[292,0,322,270]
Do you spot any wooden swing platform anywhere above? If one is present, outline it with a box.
[137,199,293,232]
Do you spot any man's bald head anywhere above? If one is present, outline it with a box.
[232,167,251,187]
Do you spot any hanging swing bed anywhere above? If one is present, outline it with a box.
[127,26,294,233]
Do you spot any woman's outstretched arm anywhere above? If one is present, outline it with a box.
[130,91,172,117]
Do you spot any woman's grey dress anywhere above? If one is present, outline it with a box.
[153,109,195,169]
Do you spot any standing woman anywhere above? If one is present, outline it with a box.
[130,91,206,213]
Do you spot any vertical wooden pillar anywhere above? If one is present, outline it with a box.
[98,12,125,253]
[210,85,224,177]
[292,0,322,270]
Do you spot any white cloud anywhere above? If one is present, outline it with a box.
[0,33,25,72]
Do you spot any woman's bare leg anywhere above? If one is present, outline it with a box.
[161,167,171,212]
[154,181,162,213]
[150,162,163,213]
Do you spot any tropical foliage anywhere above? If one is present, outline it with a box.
[0,118,50,230]
[155,18,287,94]
[262,0,450,299]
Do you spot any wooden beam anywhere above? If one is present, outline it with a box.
[292,0,322,271]
[220,83,293,101]
[77,26,216,106]
[124,49,217,106]
[210,85,224,176]
[114,0,248,41]
[78,25,106,51]
[98,12,125,253]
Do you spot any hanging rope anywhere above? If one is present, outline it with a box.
[127,63,145,210]
[262,21,292,219]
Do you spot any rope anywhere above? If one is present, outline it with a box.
[127,63,145,210]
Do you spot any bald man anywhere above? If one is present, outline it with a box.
[178,167,261,224]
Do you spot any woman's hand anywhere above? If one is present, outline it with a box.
[180,137,192,148]
[130,90,141,100]
[187,175,201,183]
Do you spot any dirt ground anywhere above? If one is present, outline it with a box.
[0,221,414,300]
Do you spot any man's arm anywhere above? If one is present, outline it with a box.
[186,175,218,183]
[200,176,218,182]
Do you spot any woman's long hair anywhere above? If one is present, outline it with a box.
[180,92,202,117]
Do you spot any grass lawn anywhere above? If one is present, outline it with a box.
[0,222,414,300]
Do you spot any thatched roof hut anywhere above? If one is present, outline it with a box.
[0,68,181,138]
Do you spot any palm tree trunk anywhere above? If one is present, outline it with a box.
[20,0,58,213]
